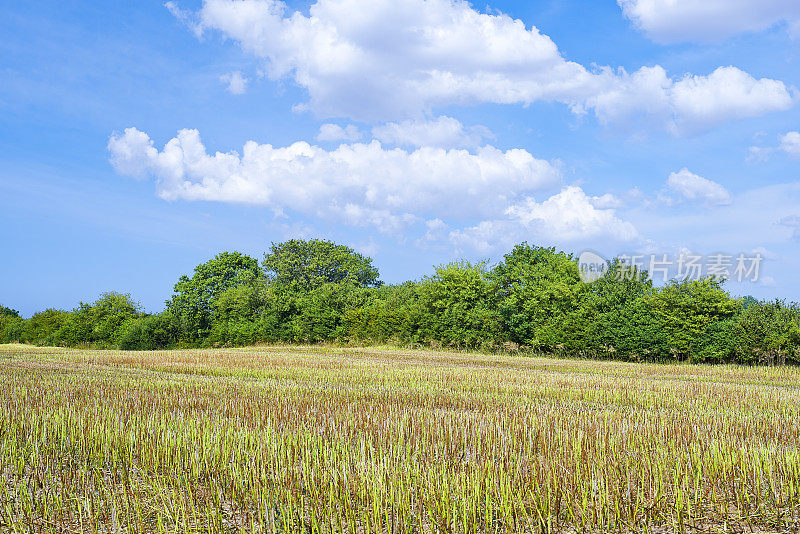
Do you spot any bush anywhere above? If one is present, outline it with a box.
[728,300,800,365]
[21,309,72,345]
[0,315,24,343]
[413,262,502,349]
[645,279,738,361]
[343,284,422,344]
[117,312,181,350]
[55,292,142,347]
[7,240,800,366]
[490,244,585,350]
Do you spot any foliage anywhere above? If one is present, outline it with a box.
[489,243,585,350]
[19,309,72,345]
[0,312,24,344]
[117,312,182,350]
[581,260,667,360]
[167,251,261,341]
[2,239,797,364]
[55,292,143,347]
[728,300,800,364]
[414,261,501,348]
[343,283,422,344]
[263,239,381,292]
[645,278,738,361]
[0,305,20,318]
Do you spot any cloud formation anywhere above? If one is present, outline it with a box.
[175,0,794,133]
[618,0,800,43]
[450,187,639,253]
[108,127,562,231]
[219,70,248,94]
[585,66,794,135]
[749,131,800,161]
[779,131,800,159]
[664,168,733,207]
[317,123,362,142]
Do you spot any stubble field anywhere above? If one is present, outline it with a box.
[1,343,800,533]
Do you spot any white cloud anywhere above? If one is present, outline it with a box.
[415,218,449,249]
[372,116,493,149]
[590,193,625,209]
[108,127,562,231]
[585,66,794,135]
[354,239,379,257]
[626,182,800,270]
[317,123,362,142]
[749,130,800,160]
[173,0,794,133]
[779,214,800,240]
[618,0,800,43]
[219,71,248,94]
[107,127,157,179]
[506,187,639,241]
[779,131,800,159]
[165,1,203,37]
[449,186,639,253]
[191,0,597,120]
[664,168,732,206]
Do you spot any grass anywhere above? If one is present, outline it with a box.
[1,343,799,533]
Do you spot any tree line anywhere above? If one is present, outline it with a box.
[1,239,798,364]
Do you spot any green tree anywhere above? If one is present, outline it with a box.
[213,279,270,323]
[56,292,142,346]
[646,278,738,361]
[489,243,586,350]
[728,300,800,364]
[415,261,501,349]
[0,305,23,343]
[117,311,181,350]
[167,251,261,341]
[263,239,381,293]
[581,259,666,360]
[21,309,72,345]
[0,305,20,318]
[288,283,368,342]
[343,283,422,344]
[206,279,274,347]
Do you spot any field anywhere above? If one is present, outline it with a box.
[1,345,800,533]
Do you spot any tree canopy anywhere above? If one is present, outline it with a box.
[4,239,799,365]
[263,239,381,292]
[167,251,261,340]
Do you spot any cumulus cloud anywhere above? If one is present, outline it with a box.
[107,127,562,231]
[171,0,794,133]
[618,0,800,43]
[372,116,493,149]
[506,187,639,241]
[191,0,596,120]
[317,123,362,142]
[449,186,639,253]
[664,168,732,206]
[219,71,248,94]
[750,130,800,160]
[779,131,800,159]
[585,66,794,135]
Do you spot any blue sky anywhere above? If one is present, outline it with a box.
[2,0,800,316]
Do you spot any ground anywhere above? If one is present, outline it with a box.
[1,343,799,533]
